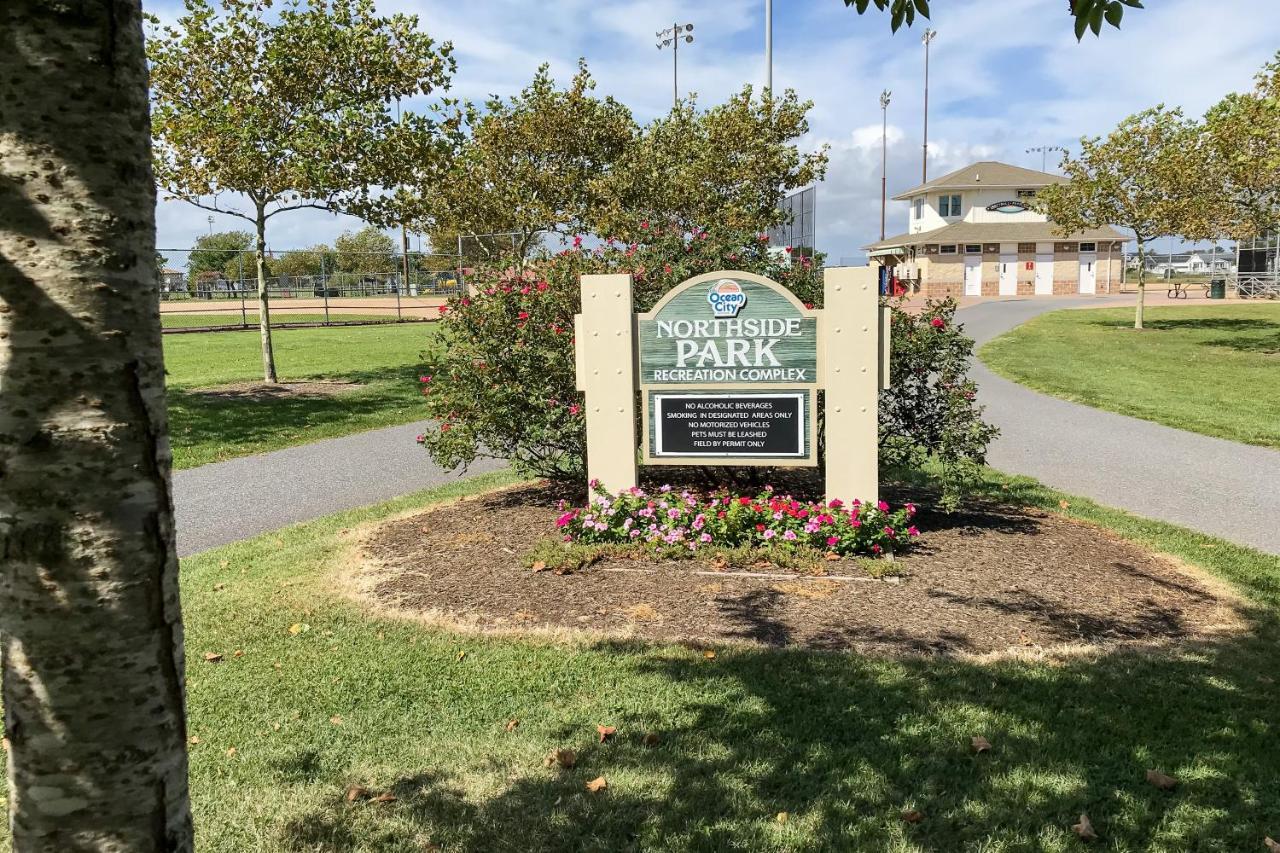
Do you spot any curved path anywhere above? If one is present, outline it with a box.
[172,421,504,557]
[961,297,1280,555]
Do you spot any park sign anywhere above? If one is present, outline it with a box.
[574,268,888,506]
[636,274,819,466]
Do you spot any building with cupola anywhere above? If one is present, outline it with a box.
[864,160,1127,298]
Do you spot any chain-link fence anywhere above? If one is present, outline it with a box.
[156,248,462,331]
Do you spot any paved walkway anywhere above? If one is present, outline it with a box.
[172,421,504,556]
[960,296,1280,555]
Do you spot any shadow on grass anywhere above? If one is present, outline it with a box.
[1086,316,1278,333]
[276,623,1280,851]
[1203,332,1280,355]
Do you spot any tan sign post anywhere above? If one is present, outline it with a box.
[574,266,886,505]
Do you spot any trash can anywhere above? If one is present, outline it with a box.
[1208,279,1226,299]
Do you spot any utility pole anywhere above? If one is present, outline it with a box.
[207,214,214,235]
[1026,144,1066,173]
[764,0,772,93]
[656,23,694,110]
[921,28,936,183]
[880,89,892,241]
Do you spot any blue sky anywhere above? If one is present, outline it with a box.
[150,0,1280,260]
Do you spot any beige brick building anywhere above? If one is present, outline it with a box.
[864,161,1126,298]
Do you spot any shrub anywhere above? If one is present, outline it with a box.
[417,226,996,506]
[558,483,918,557]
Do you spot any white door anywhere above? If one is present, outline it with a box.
[1078,253,1096,294]
[1034,254,1054,295]
[999,254,1017,296]
[963,255,983,296]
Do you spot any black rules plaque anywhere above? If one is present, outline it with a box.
[652,392,806,458]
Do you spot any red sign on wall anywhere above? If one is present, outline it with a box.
[1025,261,1035,270]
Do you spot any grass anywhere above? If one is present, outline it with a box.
[165,323,438,469]
[161,313,406,329]
[139,466,1280,851]
[980,304,1280,448]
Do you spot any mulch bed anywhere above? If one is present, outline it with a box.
[348,483,1243,657]
[191,380,365,401]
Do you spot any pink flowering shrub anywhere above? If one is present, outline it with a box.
[556,482,918,558]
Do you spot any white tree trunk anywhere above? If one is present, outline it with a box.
[0,2,195,850]
[1135,238,1147,330]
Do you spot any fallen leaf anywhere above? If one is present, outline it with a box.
[456,650,466,662]
[531,560,549,573]
[233,649,244,658]
[345,785,369,803]
[824,551,842,561]
[642,732,661,748]
[372,792,396,803]
[1058,500,1070,510]
[585,776,608,793]
[271,722,281,731]
[1146,769,1178,791]
[189,736,201,745]
[901,809,924,824]
[504,719,520,733]
[622,603,660,621]
[219,560,229,569]
[203,652,223,663]
[330,715,343,726]
[287,623,309,635]
[775,811,789,823]
[212,583,225,591]
[273,661,283,670]
[971,735,992,754]
[544,748,577,769]
[711,555,728,570]
[1264,837,1280,853]
[225,747,237,758]
[703,650,717,660]
[597,725,617,743]
[1072,813,1098,841]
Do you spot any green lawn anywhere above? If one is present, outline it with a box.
[165,323,437,469]
[121,468,1280,851]
[162,313,403,329]
[980,304,1280,448]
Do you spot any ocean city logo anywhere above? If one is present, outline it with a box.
[985,200,1030,214]
[707,279,748,318]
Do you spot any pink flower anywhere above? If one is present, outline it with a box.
[782,530,797,541]
[438,305,449,315]
[828,499,843,509]
[569,404,581,415]
[883,526,895,538]
[415,434,425,444]
[663,264,673,274]
[907,526,920,537]
[419,375,432,383]
[826,536,839,547]
[930,317,944,328]
[572,235,583,248]
[440,423,451,432]
[876,500,890,512]
[537,281,548,291]
[518,311,529,320]
[871,544,882,554]
[640,220,650,230]
[763,529,776,540]
[784,246,793,254]
[905,503,917,516]
[555,511,576,528]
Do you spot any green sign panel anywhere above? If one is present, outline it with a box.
[637,276,818,386]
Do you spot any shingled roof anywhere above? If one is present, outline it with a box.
[864,221,1127,252]
[891,161,1067,201]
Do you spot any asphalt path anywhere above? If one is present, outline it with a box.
[172,421,504,557]
[959,296,1280,555]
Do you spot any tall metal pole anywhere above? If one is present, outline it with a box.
[880,89,891,241]
[656,23,693,112]
[764,0,772,93]
[1026,145,1066,173]
[921,29,936,183]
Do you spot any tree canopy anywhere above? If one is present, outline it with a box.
[334,226,399,274]
[187,230,255,279]
[1202,51,1280,239]
[841,0,1146,39]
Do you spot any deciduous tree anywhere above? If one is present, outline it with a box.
[1,1,193,848]
[405,61,635,259]
[839,0,1145,38]
[149,0,460,381]
[334,226,399,275]
[1203,51,1280,238]
[187,229,255,280]
[593,88,828,243]
[1038,107,1205,329]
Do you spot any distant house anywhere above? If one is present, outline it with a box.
[1145,247,1236,276]
[160,268,187,292]
[864,160,1126,298]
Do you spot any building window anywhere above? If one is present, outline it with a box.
[1016,189,1037,198]
[1018,242,1036,253]
[939,244,957,254]
[1079,242,1096,252]
[914,198,923,220]
[964,244,981,254]
[938,194,962,217]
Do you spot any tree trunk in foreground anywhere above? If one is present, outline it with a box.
[0,2,195,850]
[254,204,279,383]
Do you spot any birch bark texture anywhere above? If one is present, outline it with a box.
[0,1,194,850]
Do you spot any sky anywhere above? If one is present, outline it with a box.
[149,0,1280,262]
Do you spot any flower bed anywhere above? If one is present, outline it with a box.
[557,482,918,557]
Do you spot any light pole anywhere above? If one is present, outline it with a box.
[656,23,694,110]
[921,28,936,183]
[764,0,772,93]
[207,215,214,235]
[1026,144,1067,173]
[880,89,891,241]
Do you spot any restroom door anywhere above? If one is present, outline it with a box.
[963,255,983,296]
[1034,254,1054,295]
[1078,253,1097,294]
[999,254,1017,295]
